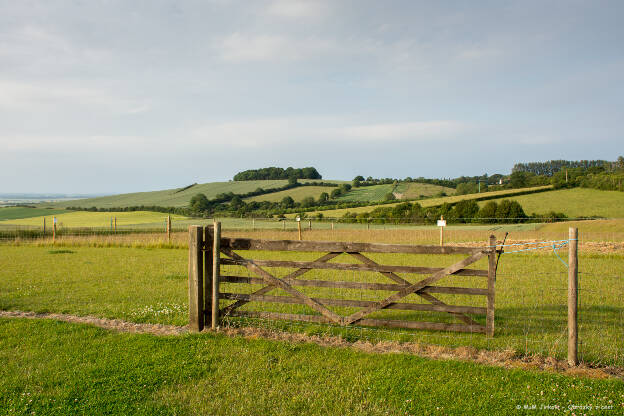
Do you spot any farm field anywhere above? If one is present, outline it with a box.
[478,188,624,218]
[42,180,293,209]
[1,241,622,366]
[2,319,622,416]
[298,185,553,218]
[336,184,395,202]
[0,211,188,228]
[0,206,67,221]
[244,186,333,203]
[393,182,455,199]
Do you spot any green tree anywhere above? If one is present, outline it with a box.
[189,193,210,211]
[330,188,342,199]
[477,201,498,223]
[281,196,295,209]
[318,192,329,203]
[300,196,315,208]
[288,176,298,186]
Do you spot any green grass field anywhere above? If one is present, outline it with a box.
[245,186,334,203]
[337,184,395,202]
[0,206,68,221]
[1,245,621,366]
[2,319,622,415]
[0,211,188,228]
[394,182,455,199]
[300,186,553,218]
[43,180,293,209]
[478,188,624,218]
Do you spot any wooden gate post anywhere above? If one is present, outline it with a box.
[167,215,171,242]
[568,227,579,366]
[486,235,497,337]
[188,225,204,332]
[212,221,221,330]
[204,225,214,329]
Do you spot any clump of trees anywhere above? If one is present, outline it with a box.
[233,167,322,181]
[337,199,535,224]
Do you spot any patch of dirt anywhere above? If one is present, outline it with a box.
[1,310,621,380]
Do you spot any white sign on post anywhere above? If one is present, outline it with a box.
[296,217,301,222]
[437,220,446,227]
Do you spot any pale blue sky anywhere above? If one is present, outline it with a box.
[1,0,622,193]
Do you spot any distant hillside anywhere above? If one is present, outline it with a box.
[44,180,292,209]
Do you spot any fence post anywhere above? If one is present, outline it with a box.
[114,217,117,232]
[204,225,214,328]
[43,217,46,235]
[486,235,497,337]
[309,219,312,230]
[212,221,221,330]
[53,217,56,244]
[188,226,204,332]
[568,227,578,366]
[167,215,171,242]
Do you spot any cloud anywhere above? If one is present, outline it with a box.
[0,80,150,114]
[215,32,333,62]
[265,0,329,19]
[191,118,468,148]
[332,121,468,141]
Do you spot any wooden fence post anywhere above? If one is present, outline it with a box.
[309,219,312,230]
[486,235,497,337]
[188,225,204,332]
[114,217,117,232]
[212,221,221,330]
[204,225,214,328]
[53,217,56,244]
[43,217,46,235]
[297,219,302,241]
[568,227,578,366]
[167,215,171,242]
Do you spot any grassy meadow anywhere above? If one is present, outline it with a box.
[1,233,622,366]
[42,180,292,209]
[478,188,624,218]
[394,182,455,199]
[336,184,396,202]
[2,319,622,415]
[1,224,623,414]
[0,210,188,228]
[0,206,68,221]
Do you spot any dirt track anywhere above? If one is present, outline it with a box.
[1,310,621,380]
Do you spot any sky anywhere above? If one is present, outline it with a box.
[1,0,623,194]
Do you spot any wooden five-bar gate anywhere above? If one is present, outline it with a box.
[189,224,499,336]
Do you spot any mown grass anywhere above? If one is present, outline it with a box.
[1,242,622,366]
[1,318,622,415]
[478,188,624,218]
[337,184,395,202]
[394,182,455,199]
[0,211,188,228]
[0,206,68,221]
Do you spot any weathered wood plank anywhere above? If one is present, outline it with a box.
[211,222,221,329]
[219,275,488,295]
[204,226,213,328]
[221,247,344,324]
[188,225,204,332]
[220,252,341,316]
[229,311,485,333]
[343,250,488,325]
[346,251,480,326]
[220,238,488,255]
[219,258,488,277]
[486,235,496,337]
[219,292,487,314]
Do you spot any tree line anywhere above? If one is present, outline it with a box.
[233,167,322,181]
